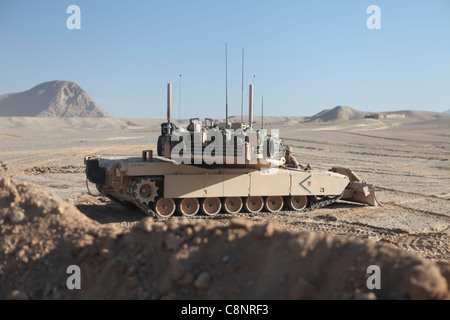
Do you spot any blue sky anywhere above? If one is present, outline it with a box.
[0,0,449,118]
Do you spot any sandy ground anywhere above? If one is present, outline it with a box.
[0,116,449,299]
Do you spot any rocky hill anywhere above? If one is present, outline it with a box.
[306,106,366,123]
[0,81,109,117]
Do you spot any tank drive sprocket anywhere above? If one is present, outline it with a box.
[128,177,159,206]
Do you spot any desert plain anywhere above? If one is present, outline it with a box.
[1,113,449,300]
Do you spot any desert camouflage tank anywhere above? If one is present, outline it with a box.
[84,84,379,218]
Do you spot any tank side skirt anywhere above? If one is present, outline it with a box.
[163,170,348,198]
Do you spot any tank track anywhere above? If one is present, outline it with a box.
[126,193,344,220]
[302,193,343,213]
[240,193,343,219]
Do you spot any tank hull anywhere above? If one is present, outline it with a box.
[85,156,362,218]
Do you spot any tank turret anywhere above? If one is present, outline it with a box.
[157,84,284,168]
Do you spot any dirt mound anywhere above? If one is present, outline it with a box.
[307,106,366,123]
[0,177,449,300]
[0,81,109,118]
[0,162,8,176]
[24,165,85,175]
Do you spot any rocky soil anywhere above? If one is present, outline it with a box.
[0,177,449,300]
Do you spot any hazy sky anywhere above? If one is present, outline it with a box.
[1,0,449,119]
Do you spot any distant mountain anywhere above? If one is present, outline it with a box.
[306,106,366,123]
[443,109,450,114]
[306,106,450,123]
[0,81,109,117]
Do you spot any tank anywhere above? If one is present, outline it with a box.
[84,84,379,218]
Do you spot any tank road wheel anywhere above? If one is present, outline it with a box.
[154,198,176,218]
[265,196,284,213]
[223,197,243,214]
[244,196,264,214]
[287,195,308,212]
[178,198,200,217]
[201,197,222,216]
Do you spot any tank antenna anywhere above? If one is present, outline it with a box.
[241,48,244,123]
[178,74,182,122]
[249,84,254,129]
[253,74,256,102]
[261,96,264,130]
[225,43,229,128]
